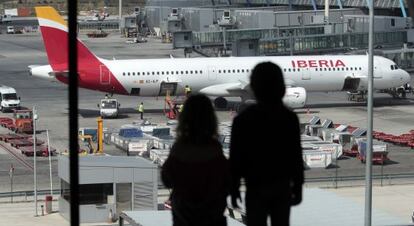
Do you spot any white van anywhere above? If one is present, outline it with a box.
[0,85,21,112]
[6,26,14,34]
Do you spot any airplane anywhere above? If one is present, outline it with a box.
[30,6,411,109]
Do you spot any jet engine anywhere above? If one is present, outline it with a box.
[28,65,54,80]
[283,87,307,109]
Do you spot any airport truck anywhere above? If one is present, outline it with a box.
[98,98,120,118]
[12,109,33,133]
[0,85,21,112]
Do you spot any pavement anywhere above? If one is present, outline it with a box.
[1,184,413,226]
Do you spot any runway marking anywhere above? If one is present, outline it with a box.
[0,142,33,171]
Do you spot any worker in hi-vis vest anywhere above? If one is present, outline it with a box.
[184,85,192,97]
[178,104,184,113]
[138,102,144,120]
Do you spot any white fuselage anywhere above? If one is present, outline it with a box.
[102,55,410,96]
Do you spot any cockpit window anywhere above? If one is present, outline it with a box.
[391,65,399,70]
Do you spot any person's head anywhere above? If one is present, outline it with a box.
[141,102,143,105]
[176,94,218,144]
[250,62,285,104]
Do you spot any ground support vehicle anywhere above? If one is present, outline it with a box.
[9,138,43,148]
[98,98,120,118]
[12,110,33,133]
[357,140,389,164]
[20,145,56,157]
[0,85,20,112]
[0,133,30,142]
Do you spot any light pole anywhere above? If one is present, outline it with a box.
[33,106,39,216]
[119,0,122,32]
[47,130,53,195]
[10,164,14,203]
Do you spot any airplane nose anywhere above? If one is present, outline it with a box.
[403,70,411,84]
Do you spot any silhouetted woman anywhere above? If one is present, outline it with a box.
[162,94,229,226]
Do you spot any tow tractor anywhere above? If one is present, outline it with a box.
[7,109,33,133]
[98,98,120,118]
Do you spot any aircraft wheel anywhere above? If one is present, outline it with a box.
[214,97,227,109]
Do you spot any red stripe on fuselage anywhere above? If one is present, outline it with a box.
[40,26,128,95]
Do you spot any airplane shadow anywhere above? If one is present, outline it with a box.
[380,159,399,166]
[78,108,166,118]
[78,108,129,119]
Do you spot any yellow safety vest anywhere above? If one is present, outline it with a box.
[185,87,191,93]
[178,104,184,112]
[138,104,144,112]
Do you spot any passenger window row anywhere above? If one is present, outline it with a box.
[218,69,250,74]
[282,67,363,73]
[122,70,203,76]
[315,67,362,72]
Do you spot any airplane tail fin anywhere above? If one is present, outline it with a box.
[35,6,100,71]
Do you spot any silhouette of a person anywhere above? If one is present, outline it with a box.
[230,62,304,226]
[162,94,229,226]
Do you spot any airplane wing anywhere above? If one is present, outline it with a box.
[285,79,296,87]
[199,78,297,96]
[199,82,249,96]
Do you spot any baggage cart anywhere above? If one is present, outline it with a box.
[303,150,333,169]
[357,140,389,164]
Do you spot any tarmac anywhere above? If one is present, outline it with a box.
[0,31,414,225]
[1,184,414,225]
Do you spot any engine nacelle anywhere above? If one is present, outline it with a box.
[283,87,307,109]
[29,65,54,81]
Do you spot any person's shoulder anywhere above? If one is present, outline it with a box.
[281,107,299,124]
[235,104,258,120]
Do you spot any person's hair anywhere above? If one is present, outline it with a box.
[250,62,285,103]
[176,94,218,144]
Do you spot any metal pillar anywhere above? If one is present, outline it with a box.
[325,0,329,23]
[10,164,14,203]
[119,0,122,31]
[288,0,292,10]
[33,106,38,216]
[47,130,53,194]
[365,0,374,224]
[365,0,370,8]
[408,1,414,20]
[311,0,318,11]
[337,0,343,9]
[399,0,407,18]
[68,0,80,225]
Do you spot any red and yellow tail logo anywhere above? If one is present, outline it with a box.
[35,6,98,72]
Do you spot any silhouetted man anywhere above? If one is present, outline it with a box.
[230,62,304,226]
